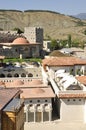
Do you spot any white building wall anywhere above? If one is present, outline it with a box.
[24,98,52,122]
[43,41,51,52]
[46,65,86,78]
[84,99,86,123]
[60,98,85,122]
[47,66,74,80]
[25,98,51,105]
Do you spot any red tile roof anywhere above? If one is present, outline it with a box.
[58,90,86,98]
[4,79,48,88]
[42,57,86,67]
[20,87,55,99]
[76,76,86,85]
[0,88,21,110]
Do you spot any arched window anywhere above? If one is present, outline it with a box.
[76,69,81,76]
[0,73,5,78]
[21,73,26,77]
[7,73,12,77]
[70,69,74,75]
[28,73,33,77]
[14,73,19,77]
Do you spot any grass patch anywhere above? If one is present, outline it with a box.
[3,58,42,63]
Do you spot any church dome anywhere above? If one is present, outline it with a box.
[12,37,29,45]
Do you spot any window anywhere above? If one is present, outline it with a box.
[79,99,81,101]
[24,113,26,122]
[67,99,70,102]
[15,48,18,52]
[43,112,49,121]
[30,100,32,103]
[36,112,41,122]
[28,73,33,77]
[14,73,19,77]
[0,73,5,78]
[29,104,33,107]
[7,73,12,77]
[21,73,26,77]
[37,100,40,103]
[28,112,34,122]
[37,104,40,106]
[70,69,74,75]
[45,104,48,107]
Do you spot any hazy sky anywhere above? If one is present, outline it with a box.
[0,0,86,15]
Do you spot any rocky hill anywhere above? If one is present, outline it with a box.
[0,10,86,41]
[73,13,86,20]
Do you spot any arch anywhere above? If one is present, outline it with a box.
[7,73,12,77]
[21,73,26,77]
[0,73,5,78]
[14,73,19,77]
[28,73,33,77]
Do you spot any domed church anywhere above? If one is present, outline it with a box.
[0,27,43,58]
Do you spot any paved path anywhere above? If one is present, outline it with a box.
[24,121,86,130]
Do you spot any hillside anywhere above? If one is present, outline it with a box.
[0,10,86,41]
[73,13,86,20]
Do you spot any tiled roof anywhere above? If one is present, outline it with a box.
[28,79,43,85]
[76,76,86,85]
[0,88,21,110]
[20,87,55,99]
[58,90,86,98]
[4,79,48,88]
[42,57,86,67]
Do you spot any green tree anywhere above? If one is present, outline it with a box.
[60,40,68,48]
[68,34,72,48]
[50,39,60,51]
[84,29,86,35]
[13,28,23,34]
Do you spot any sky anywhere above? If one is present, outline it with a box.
[0,0,86,15]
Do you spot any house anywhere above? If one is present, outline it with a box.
[0,88,24,130]
[42,57,86,79]
[0,78,55,123]
[21,86,55,123]
[42,56,86,123]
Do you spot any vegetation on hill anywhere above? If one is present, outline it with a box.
[0,10,86,42]
[47,34,84,51]
[3,58,42,63]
